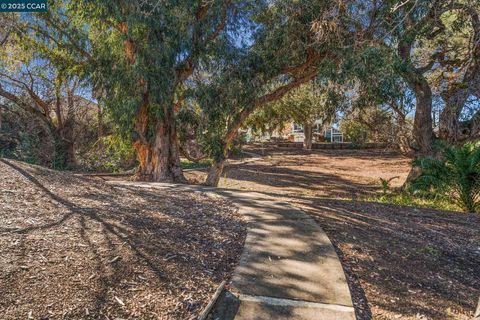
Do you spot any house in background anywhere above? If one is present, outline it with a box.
[324,126,344,143]
[288,122,344,143]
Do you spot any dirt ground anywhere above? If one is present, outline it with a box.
[188,146,480,320]
[0,159,246,320]
[188,147,412,198]
[3,148,478,320]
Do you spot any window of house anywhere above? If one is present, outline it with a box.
[293,124,303,133]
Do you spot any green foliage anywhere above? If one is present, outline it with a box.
[412,142,480,213]
[341,46,405,107]
[73,0,240,140]
[80,134,137,172]
[247,81,344,137]
[181,159,212,170]
[379,176,399,195]
[18,132,41,165]
[366,191,461,213]
[340,121,368,147]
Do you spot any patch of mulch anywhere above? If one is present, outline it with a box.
[197,147,479,319]
[295,198,480,320]
[0,159,246,320]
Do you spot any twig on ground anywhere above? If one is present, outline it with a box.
[197,280,227,320]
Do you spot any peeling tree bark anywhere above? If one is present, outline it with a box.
[133,103,186,183]
[205,158,225,187]
[303,122,313,150]
[119,4,230,183]
[119,20,187,183]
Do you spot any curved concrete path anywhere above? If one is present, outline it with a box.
[107,182,354,320]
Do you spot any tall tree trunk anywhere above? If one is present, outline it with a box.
[398,38,435,184]
[134,105,186,183]
[398,38,435,159]
[303,122,313,150]
[205,158,225,187]
[403,80,435,184]
[411,81,434,157]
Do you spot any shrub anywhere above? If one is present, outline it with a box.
[340,121,368,146]
[412,142,480,213]
[79,134,137,172]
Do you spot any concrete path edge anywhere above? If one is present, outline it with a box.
[107,182,355,320]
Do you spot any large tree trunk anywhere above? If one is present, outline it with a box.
[439,10,480,143]
[439,83,469,143]
[398,38,435,159]
[398,37,435,185]
[134,105,186,183]
[303,122,313,150]
[205,158,225,187]
[403,81,435,184]
[439,71,480,144]
[411,81,434,157]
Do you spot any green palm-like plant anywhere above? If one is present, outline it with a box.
[412,142,480,213]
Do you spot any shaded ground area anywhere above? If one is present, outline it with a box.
[188,147,479,320]
[0,159,246,320]
[108,183,354,320]
[187,147,411,198]
[296,198,480,320]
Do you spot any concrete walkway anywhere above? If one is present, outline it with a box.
[107,182,355,320]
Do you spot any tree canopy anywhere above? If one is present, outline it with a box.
[0,0,479,186]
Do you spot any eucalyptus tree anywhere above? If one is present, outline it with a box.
[380,0,480,155]
[56,0,247,182]
[435,3,480,143]
[3,1,250,180]
[247,81,344,149]
[0,12,91,168]
[194,0,382,186]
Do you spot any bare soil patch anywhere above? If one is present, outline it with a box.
[0,159,246,320]
[187,146,411,198]
[187,147,480,320]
